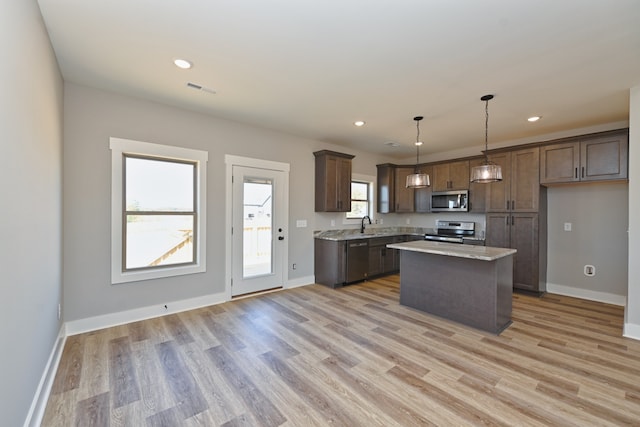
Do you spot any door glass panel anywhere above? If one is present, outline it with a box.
[243,178,273,278]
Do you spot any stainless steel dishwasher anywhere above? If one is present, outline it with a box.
[346,239,369,283]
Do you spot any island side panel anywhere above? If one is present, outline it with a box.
[495,255,514,331]
[399,250,512,334]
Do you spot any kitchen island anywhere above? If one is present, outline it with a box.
[387,240,516,334]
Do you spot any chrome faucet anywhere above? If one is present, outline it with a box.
[360,215,372,233]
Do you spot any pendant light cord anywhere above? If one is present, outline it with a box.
[484,98,489,162]
[416,119,420,165]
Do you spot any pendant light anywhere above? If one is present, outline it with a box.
[406,116,431,188]
[470,94,503,183]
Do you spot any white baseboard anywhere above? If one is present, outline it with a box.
[65,291,227,336]
[624,322,640,340]
[24,324,67,427]
[546,282,626,306]
[286,275,315,289]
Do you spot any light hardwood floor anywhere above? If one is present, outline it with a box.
[43,276,640,426]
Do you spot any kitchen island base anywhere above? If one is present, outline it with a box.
[394,244,514,334]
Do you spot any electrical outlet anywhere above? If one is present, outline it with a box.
[584,265,595,276]
[406,218,411,225]
[564,222,572,231]
[331,220,335,227]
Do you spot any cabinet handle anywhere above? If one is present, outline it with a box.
[506,200,509,210]
[581,166,585,178]
[511,200,515,210]
[575,167,578,179]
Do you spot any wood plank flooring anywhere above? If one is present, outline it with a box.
[42,276,640,426]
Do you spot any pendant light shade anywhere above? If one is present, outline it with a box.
[406,169,431,188]
[470,162,503,183]
[406,116,431,188]
[470,94,503,184]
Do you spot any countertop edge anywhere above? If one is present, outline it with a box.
[387,241,516,261]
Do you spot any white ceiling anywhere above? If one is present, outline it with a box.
[37,0,640,159]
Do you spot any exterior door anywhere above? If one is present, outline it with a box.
[231,165,286,296]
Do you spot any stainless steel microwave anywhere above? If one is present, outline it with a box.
[431,190,469,212]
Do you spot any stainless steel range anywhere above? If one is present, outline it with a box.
[424,220,484,245]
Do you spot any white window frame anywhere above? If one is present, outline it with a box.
[343,173,376,225]
[110,137,208,284]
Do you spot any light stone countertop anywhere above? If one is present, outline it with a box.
[387,240,516,261]
[314,227,430,241]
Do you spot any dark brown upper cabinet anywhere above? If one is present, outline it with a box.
[432,160,470,191]
[393,166,416,213]
[377,164,432,213]
[314,150,354,212]
[540,130,628,184]
[486,147,540,213]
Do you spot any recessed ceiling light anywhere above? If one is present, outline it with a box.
[174,58,192,69]
[527,116,541,122]
[354,120,366,127]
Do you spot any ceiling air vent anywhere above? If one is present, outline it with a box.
[186,82,216,94]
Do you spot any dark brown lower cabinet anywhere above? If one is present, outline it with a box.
[315,235,411,288]
[314,239,346,288]
[368,236,403,277]
[486,213,547,293]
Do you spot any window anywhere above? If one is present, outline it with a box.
[346,180,370,219]
[110,138,207,284]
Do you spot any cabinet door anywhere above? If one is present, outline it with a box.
[368,246,383,277]
[394,167,415,212]
[336,156,352,211]
[511,213,539,291]
[432,163,450,191]
[382,247,395,273]
[540,142,580,184]
[376,164,394,213]
[581,134,628,182]
[389,236,405,271]
[315,151,353,212]
[486,213,541,292]
[469,158,486,213]
[485,152,511,212]
[448,160,470,190]
[414,165,432,212]
[325,155,340,211]
[485,213,510,248]
[314,239,346,287]
[511,148,539,212]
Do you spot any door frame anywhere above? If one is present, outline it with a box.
[224,155,290,300]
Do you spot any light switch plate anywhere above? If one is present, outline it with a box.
[296,219,307,228]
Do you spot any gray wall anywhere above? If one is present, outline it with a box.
[547,183,628,296]
[63,83,390,321]
[0,1,64,425]
[628,86,640,330]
